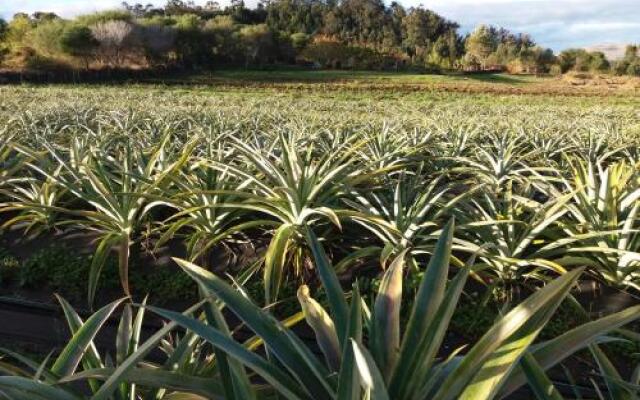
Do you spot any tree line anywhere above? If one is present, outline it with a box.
[0,0,638,77]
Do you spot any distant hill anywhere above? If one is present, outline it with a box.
[585,43,628,61]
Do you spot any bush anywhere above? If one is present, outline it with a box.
[301,37,388,69]
[627,60,640,77]
[290,32,310,51]
[139,24,176,62]
[549,64,562,76]
[18,246,103,300]
[90,20,138,66]
[130,266,198,304]
[59,24,98,69]
[239,24,274,66]
[0,18,7,40]
[75,10,133,26]
[8,244,196,304]
[25,18,67,58]
[0,247,20,285]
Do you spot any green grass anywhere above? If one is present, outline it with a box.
[156,69,550,86]
[226,69,542,83]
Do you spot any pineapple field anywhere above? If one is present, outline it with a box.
[0,79,639,399]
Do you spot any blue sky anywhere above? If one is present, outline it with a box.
[1,0,638,51]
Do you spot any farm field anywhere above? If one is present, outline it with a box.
[0,73,640,399]
[166,69,640,94]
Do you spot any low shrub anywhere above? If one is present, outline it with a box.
[2,244,197,305]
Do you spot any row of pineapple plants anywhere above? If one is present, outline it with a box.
[0,112,639,398]
[1,224,639,399]
[1,119,639,302]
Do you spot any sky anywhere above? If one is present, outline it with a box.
[1,0,638,52]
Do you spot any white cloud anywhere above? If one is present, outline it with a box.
[568,22,640,33]
[421,0,640,50]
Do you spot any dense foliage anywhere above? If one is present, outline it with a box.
[0,85,639,302]
[0,226,639,399]
[0,84,638,398]
[0,1,638,76]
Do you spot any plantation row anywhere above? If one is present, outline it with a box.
[1,100,640,399]
[1,110,639,303]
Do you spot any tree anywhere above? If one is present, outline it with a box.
[266,0,327,35]
[573,50,592,72]
[386,1,405,51]
[161,0,220,17]
[324,0,390,49]
[76,10,133,26]
[60,24,98,69]
[0,18,7,64]
[139,24,176,65]
[26,18,67,58]
[290,32,310,52]
[5,13,33,51]
[301,36,347,67]
[558,48,613,74]
[426,35,453,70]
[628,59,640,76]
[239,23,273,67]
[205,15,241,64]
[589,51,609,73]
[624,44,638,61]
[399,7,456,65]
[90,20,137,66]
[625,45,640,76]
[0,1,573,74]
[465,25,497,69]
[447,29,460,67]
[79,0,468,70]
[31,12,59,23]
[535,47,555,73]
[402,8,431,61]
[0,18,7,39]
[121,2,164,18]
[515,46,554,74]
[229,0,267,25]
[164,0,189,15]
[558,48,585,73]
[173,14,212,67]
[613,45,638,76]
